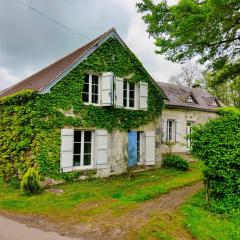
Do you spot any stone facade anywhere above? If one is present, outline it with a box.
[97,115,162,178]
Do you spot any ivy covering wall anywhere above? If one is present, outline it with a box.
[0,38,164,183]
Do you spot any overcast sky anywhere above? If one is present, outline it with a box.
[0,0,181,91]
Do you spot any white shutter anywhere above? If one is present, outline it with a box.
[96,130,108,168]
[60,129,74,173]
[145,131,155,165]
[115,77,123,107]
[139,81,148,110]
[176,120,182,142]
[162,119,167,141]
[101,72,113,106]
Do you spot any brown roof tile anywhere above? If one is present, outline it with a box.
[0,28,114,98]
[157,82,222,112]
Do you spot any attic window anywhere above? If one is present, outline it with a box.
[211,99,219,107]
[187,95,195,104]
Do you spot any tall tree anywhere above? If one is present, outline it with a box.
[137,0,240,97]
[205,71,240,107]
[170,62,204,87]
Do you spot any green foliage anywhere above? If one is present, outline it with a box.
[20,167,42,194]
[189,107,240,211]
[181,191,240,240]
[163,154,189,171]
[0,38,164,182]
[205,62,240,108]
[137,0,240,90]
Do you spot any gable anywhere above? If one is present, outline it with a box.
[47,36,164,112]
[0,28,163,99]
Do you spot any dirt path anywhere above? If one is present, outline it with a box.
[0,181,203,240]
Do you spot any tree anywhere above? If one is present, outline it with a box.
[205,71,240,107]
[136,0,240,92]
[170,61,205,87]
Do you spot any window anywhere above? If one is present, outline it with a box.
[123,80,135,108]
[73,131,93,167]
[82,74,99,104]
[186,121,194,149]
[211,99,218,107]
[187,95,195,103]
[167,120,175,141]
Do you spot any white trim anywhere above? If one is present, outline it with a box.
[123,80,137,110]
[82,73,101,105]
[73,130,94,169]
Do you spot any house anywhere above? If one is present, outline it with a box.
[157,82,222,153]
[0,28,164,180]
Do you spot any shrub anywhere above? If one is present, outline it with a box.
[163,154,189,171]
[20,167,42,194]
[189,107,240,211]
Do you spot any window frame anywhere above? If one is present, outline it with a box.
[211,99,219,107]
[123,79,137,109]
[82,73,100,105]
[73,130,94,170]
[167,119,176,142]
[187,95,195,104]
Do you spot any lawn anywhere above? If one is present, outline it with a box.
[0,162,202,222]
[181,191,240,240]
[135,190,240,240]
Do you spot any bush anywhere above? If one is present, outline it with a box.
[163,154,189,171]
[20,167,42,194]
[189,107,240,211]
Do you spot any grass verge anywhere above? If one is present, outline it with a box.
[134,189,240,240]
[181,191,240,240]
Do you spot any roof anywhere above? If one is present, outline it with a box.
[157,82,222,112]
[0,29,115,97]
[0,28,164,99]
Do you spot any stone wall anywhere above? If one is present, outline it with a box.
[97,115,162,177]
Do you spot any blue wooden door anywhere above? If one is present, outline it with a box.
[128,131,137,167]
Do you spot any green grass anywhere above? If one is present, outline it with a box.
[0,162,202,222]
[135,189,240,240]
[181,191,240,240]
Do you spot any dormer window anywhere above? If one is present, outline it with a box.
[187,95,195,104]
[211,99,219,107]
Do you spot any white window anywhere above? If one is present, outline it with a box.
[187,95,195,103]
[73,130,93,168]
[82,74,99,104]
[167,120,176,141]
[123,80,135,108]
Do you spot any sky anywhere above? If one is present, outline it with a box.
[0,0,181,91]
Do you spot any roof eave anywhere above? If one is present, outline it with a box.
[165,104,219,113]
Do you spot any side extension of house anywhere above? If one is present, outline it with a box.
[157,82,222,153]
